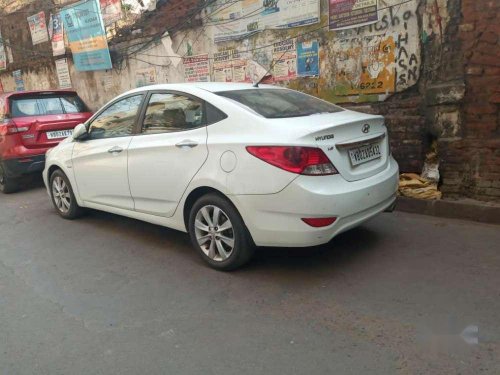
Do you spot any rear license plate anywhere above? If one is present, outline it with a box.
[46,129,73,140]
[348,143,381,166]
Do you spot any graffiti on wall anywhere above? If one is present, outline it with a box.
[332,34,396,95]
[394,7,419,91]
[326,0,420,100]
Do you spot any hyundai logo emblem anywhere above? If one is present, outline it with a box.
[362,124,370,133]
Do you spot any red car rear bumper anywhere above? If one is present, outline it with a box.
[1,154,45,178]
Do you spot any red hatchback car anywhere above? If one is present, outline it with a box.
[0,90,92,193]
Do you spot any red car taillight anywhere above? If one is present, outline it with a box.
[301,217,337,227]
[246,146,338,176]
[0,119,28,135]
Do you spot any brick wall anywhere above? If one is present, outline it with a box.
[440,0,500,200]
[347,0,500,202]
[1,0,498,202]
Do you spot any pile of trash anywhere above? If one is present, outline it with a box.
[398,141,442,200]
[399,173,442,200]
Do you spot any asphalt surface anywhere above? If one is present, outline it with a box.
[1,178,499,375]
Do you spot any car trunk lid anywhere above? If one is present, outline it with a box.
[12,113,92,149]
[273,110,390,182]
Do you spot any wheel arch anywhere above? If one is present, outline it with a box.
[45,162,84,207]
[182,185,257,259]
[47,164,63,180]
[182,186,227,231]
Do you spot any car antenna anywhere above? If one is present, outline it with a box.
[252,75,264,88]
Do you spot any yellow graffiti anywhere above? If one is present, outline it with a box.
[334,35,396,96]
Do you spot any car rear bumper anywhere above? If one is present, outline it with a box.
[1,154,45,178]
[231,156,399,247]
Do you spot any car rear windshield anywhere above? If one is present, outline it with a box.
[9,94,88,117]
[216,89,343,119]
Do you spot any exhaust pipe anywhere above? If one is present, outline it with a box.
[384,201,396,213]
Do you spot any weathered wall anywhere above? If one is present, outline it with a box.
[1,0,424,106]
[0,0,499,201]
[440,0,499,200]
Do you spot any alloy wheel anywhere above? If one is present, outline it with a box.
[52,176,71,213]
[194,205,235,262]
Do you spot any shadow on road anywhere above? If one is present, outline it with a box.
[249,225,381,272]
[16,174,46,192]
[79,207,382,275]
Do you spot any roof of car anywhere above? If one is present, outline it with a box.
[0,89,78,98]
[192,82,279,92]
[125,82,281,95]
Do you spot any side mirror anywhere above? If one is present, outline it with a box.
[73,123,88,141]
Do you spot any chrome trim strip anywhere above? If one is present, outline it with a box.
[335,132,386,150]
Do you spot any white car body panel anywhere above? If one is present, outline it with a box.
[43,83,399,248]
[230,158,398,247]
[72,136,134,210]
[128,126,208,217]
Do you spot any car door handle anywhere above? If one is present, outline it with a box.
[175,140,198,148]
[108,146,123,154]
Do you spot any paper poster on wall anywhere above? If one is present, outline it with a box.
[213,50,234,82]
[13,70,24,91]
[27,11,49,45]
[55,58,72,88]
[61,0,112,71]
[183,54,210,82]
[297,40,319,77]
[136,67,157,87]
[0,32,7,70]
[100,0,123,26]
[329,0,378,30]
[50,13,65,56]
[161,33,182,68]
[272,39,297,81]
[212,50,253,82]
[211,0,320,43]
[232,59,249,82]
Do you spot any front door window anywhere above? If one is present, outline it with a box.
[88,95,143,139]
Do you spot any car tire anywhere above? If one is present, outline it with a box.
[50,169,84,219]
[188,193,255,271]
[0,164,19,194]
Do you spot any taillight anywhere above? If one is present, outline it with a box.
[0,119,28,135]
[246,146,338,175]
[302,217,337,227]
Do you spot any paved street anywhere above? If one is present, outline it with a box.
[1,179,499,375]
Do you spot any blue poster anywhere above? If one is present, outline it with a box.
[61,0,112,71]
[13,70,25,91]
[297,40,319,77]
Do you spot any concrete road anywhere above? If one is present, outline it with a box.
[1,179,499,375]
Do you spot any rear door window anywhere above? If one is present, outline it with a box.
[10,94,88,117]
[141,93,205,134]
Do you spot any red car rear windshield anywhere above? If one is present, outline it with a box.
[216,89,343,119]
[9,94,88,117]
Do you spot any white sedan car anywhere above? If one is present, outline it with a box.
[43,83,399,270]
